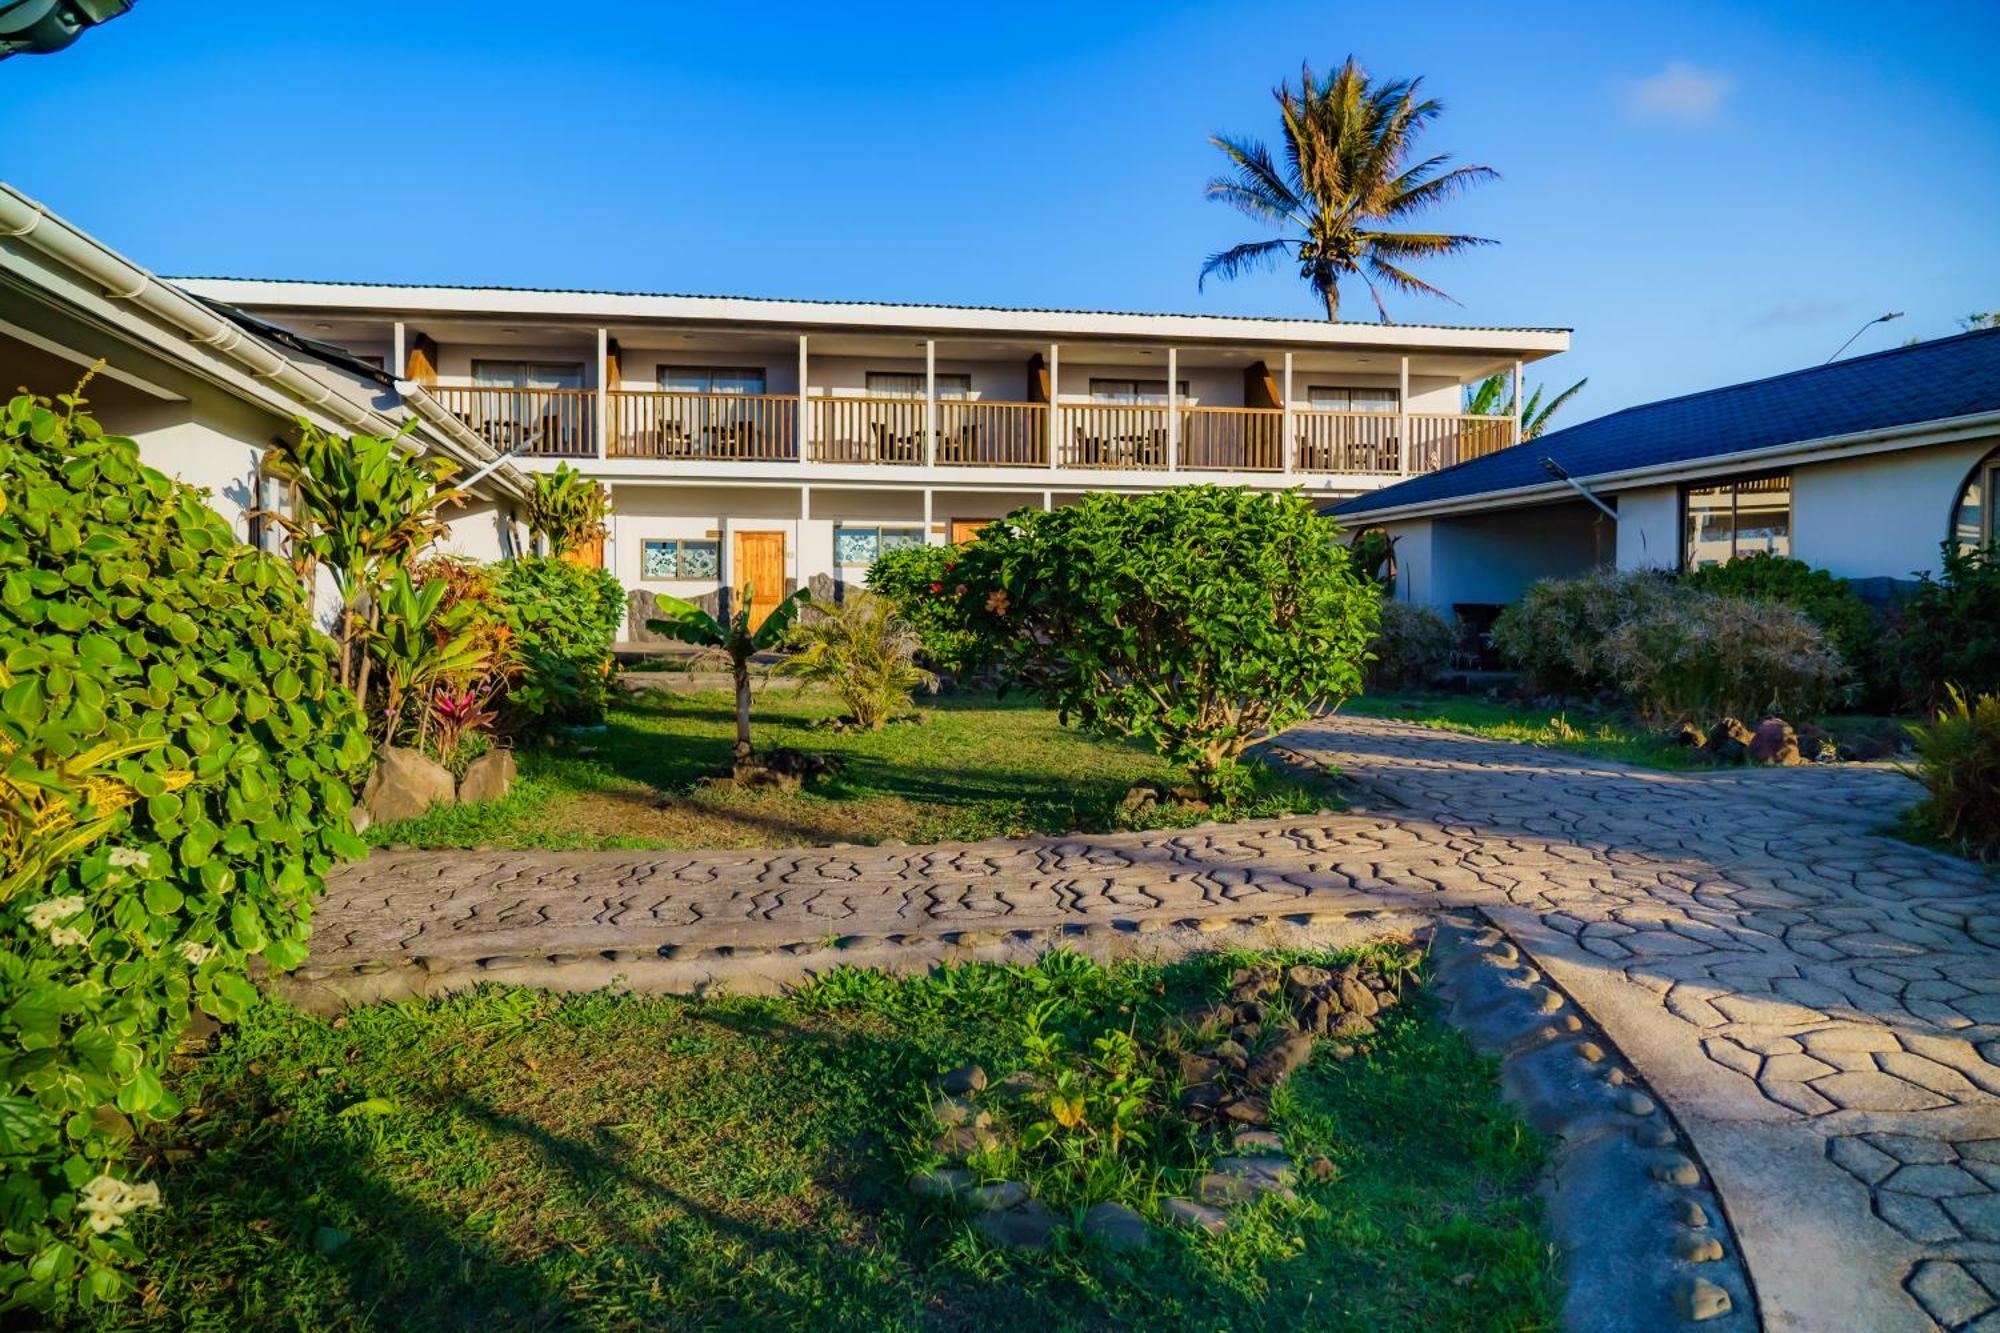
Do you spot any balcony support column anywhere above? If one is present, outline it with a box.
[924,340,937,468]
[797,334,811,467]
[1512,358,1524,446]
[1166,347,1179,471]
[595,327,610,460]
[1281,351,1295,476]
[1398,355,1412,475]
[795,485,808,590]
[1046,343,1060,471]
[392,322,406,381]
[923,487,936,545]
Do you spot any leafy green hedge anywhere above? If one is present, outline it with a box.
[865,543,978,674]
[0,391,369,1312]
[493,557,626,729]
[1900,543,2000,710]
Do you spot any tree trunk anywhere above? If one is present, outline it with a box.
[1323,285,1339,322]
[733,652,753,762]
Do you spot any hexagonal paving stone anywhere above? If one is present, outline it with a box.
[1907,1260,1996,1329]
[1881,1163,1988,1199]
[1944,1194,2000,1243]
[1812,1070,1951,1112]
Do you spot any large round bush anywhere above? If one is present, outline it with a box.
[1682,553,1884,702]
[942,487,1378,800]
[1491,568,1678,697]
[1367,600,1455,688]
[0,390,369,1310]
[493,557,626,728]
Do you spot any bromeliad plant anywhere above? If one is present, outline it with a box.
[524,463,612,559]
[0,387,369,1313]
[647,584,811,761]
[370,568,494,750]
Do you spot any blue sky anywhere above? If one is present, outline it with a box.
[3,0,1995,422]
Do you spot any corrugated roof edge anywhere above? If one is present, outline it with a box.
[162,275,1570,334]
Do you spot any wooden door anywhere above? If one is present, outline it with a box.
[732,531,787,628]
[949,519,988,546]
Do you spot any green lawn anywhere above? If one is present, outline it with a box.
[91,952,1558,1331]
[1343,691,1910,772]
[369,688,1336,851]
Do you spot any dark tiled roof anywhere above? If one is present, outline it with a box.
[165,275,1567,334]
[1335,326,2000,518]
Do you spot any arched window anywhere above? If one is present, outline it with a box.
[1953,446,1998,554]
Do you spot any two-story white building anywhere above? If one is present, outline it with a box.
[176,279,1570,634]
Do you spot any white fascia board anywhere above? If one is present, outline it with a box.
[1338,409,2000,525]
[510,455,1392,495]
[173,278,1572,358]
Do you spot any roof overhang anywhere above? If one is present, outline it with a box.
[1335,409,2000,525]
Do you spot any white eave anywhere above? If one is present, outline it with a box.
[0,184,532,503]
[171,278,1573,359]
[1340,409,2000,525]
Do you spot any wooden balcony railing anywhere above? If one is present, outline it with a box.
[813,396,928,464]
[1294,410,1401,474]
[1178,405,1283,472]
[1061,403,1168,469]
[1408,413,1515,472]
[609,390,797,461]
[937,400,1048,466]
[430,385,595,457]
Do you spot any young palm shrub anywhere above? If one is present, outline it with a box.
[781,591,938,729]
[647,584,811,760]
[1903,687,2000,860]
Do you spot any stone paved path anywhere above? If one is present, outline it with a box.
[303,715,2000,1331]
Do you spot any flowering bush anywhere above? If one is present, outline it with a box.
[1899,543,2000,711]
[1603,592,1846,722]
[866,543,979,675]
[0,388,368,1312]
[1366,600,1455,689]
[1490,568,1678,697]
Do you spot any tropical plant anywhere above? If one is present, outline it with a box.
[371,568,493,748]
[1491,568,1680,697]
[1347,526,1398,593]
[866,543,980,675]
[427,680,501,771]
[1367,600,1455,688]
[1464,374,1588,440]
[1902,686,2000,860]
[492,557,627,729]
[0,387,368,1313]
[260,422,460,711]
[1199,57,1496,321]
[647,585,812,760]
[780,591,938,729]
[941,487,1379,802]
[1603,592,1846,722]
[1898,542,2000,711]
[524,463,612,558]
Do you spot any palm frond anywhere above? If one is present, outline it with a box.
[1202,134,1302,222]
[1360,229,1498,258]
[1383,163,1500,217]
[1365,257,1463,305]
[1198,239,1294,290]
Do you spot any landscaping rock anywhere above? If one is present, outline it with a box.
[1663,721,1704,747]
[360,746,456,825]
[937,1064,988,1095]
[1210,1039,1250,1071]
[1162,1197,1230,1235]
[1221,1094,1271,1126]
[1246,1034,1315,1089]
[973,1199,1063,1250]
[1305,1153,1337,1183]
[931,1096,989,1129]
[1284,964,1332,998]
[1748,717,1802,766]
[1674,1277,1732,1321]
[1178,1053,1225,1086]
[1335,969,1380,1018]
[990,1070,1042,1099]
[933,1124,997,1156]
[728,747,841,792]
[1297,995,1334,1034]
[456,747,516,803]
[1232,1130,1285,1154]
[909,1167,971,1200]
[348,804,371,834]
[966,1180,1028,1211]
[1080,1201,1151,1249]
[1703,718,1754,763]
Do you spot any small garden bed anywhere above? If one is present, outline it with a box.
[365,688,1339,851]
[88,950,1558,1331]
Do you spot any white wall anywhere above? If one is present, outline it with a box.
[1373,502,1604,610]
[440,499,524,562]
[1612,483,1679,572]
[1791,438,1995,580]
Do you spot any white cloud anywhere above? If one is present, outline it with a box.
[1627,61,1735,124]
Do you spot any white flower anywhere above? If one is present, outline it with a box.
[85,1207,122,1234]
[74,1175,160,1234]
[24,897,85,931]
[178,940,214,965]
[79,1176,124,1207]
[123,1181,161,1212]
[107,847,150,870]
[47,926,89,949]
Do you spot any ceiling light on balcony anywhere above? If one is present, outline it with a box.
[313,322,333,331]
[500,328,519,336]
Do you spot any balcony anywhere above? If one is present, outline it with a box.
[438,386,1515,475]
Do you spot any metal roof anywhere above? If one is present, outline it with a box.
[1334,326,2000,519]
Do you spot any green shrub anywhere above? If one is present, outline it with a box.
[524,462,612,558]
[1491,568,1678,697]
[0,389,369,1312]
[1899,543,2000,711]
[1682,553,1886,702]
[780,591,937,729]
[1902,686,2000,860]
[1604,592,1846,722]
[1367,600,1455,689]
[493,557,626,729]
[941,487,1378,801]
[865,543,978,674]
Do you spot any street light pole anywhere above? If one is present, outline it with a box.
[1826,312,1905,363]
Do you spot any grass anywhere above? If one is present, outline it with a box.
[89,951,1559,1331]
[1344,691,1913,773]
[369,688,1337,851]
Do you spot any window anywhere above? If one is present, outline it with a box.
[1682,472,1792,569]
[640,538,721,581]
[659,366,767,395]
[1307,385,1398,413]
[248,453,294,559]
[1952,447,1997,555]
[834,525,926,566]
[1088,378,1188,404]
[473,360,584,389]
[865,371,970,399]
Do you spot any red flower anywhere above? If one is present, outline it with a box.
[954,584,967,596]
[929,581,944,593]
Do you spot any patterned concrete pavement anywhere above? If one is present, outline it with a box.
[297,714,2000,1331]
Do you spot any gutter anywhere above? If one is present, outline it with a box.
[1336,408,2000,526]
[0,184,531,503]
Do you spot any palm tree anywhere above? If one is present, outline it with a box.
[646,584,810,763]
[1465,374,1588,440]
[1200,58,1497,321]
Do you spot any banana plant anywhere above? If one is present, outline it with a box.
[646,584,811,761]
[372,568,492,749]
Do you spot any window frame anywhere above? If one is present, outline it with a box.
[658,365,768,396]
[1679,470,1794,570]
[833,523,928,567]
[1087,377,1189,404]
[864,371,971,400]
[471,359,586,388]
[1950,446,1997,555]
[1305,385,1400,413]
[639,537,722,583]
